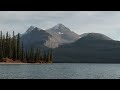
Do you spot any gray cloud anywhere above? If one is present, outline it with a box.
[0,11,120,40]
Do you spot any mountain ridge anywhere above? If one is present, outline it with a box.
[46,23,80,45]
[20,24,120,63]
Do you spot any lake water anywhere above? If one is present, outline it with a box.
[0,63,120,79]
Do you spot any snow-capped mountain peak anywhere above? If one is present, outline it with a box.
[46,23,80,44]
[50,23,69,31]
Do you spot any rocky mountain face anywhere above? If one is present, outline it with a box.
[20,24,80,49]
[20,26,59,50]
[46,24,80,45]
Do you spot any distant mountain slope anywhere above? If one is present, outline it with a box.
[46,24,79,45]
[53,33,120,63]
[20,26,59,50]
[79,33,113,41]
[20,25,120,63]
[21,24,80,50]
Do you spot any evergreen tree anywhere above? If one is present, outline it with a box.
[25,49,28,63]
[12,31,15,59]
[23,52,27,63]
[15,37,17,60]
[0,31,2,59]
[12,31,17,60]
[0,31,54,63]
[5,32,9,57]
[35,48,38,63]
[0,31,2,40]
[35,48,41,63]
[21,41,24,61]
[29,47,34,63]
[43,51,47,62]
[47,50,51,63]
[2,35,5,58]
[8,34,12,58]
[17,33,20,60]
[50,49,53,63]
[38,48,41,63]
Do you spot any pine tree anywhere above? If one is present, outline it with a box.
[47,50,51,63]
[8,34,12,58]
[12,31,15,59]
[31,48,34,63]
[35,48,41,63]
[27,49,30,63]
[50,49,53,63]
[2,35,5,58]
[12,31,17,60]
[5,32,9,57]
[1,31,3,58]
[15,37,17,60]
[17,33,20,60]
[23,52,27,63]
[0,31,2,59]
[25,49,28,63]
[38,48,41,63]
[32,48,35,63]
[35,48,38,63]
[46,51,48,63]
[43,51,47,63]
[29,47,34,63]
[21,41,24,61]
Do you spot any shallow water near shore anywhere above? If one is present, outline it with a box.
[0,63,120,79]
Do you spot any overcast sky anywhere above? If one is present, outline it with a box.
[0,11,120,40]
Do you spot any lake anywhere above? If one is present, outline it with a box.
[0,63,120,79]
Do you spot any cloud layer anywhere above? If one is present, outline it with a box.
[0,11,120,40]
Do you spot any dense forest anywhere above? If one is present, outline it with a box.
[0,31,53,63]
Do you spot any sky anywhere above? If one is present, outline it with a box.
[0,11,120,40]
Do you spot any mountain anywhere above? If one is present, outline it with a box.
[79,33,89,38]
[20,26,59,50]
[53,33,120,63]
[26,26,35,33]
[46,24,79,45]
[79,33,113,41]
[20,25,120,63]
[21,24,80,50]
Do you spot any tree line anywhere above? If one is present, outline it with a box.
[0,31,53,63]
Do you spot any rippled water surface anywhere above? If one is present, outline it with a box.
[0,63,120,79]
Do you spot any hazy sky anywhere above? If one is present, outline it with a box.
[0,11,120,40]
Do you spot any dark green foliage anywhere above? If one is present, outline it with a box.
[21,41,24,61]
[8,34,12,58]
[5,32,9,57]
[29,47,34,63]
[43,51,47,62]
[35,48,40,63]
[0,31,53,63]
[12,31,17,60]
[47,51,51,63]
[0,31,3,59]
[50,49,53,62]
[17,33,20,60]
[25,49,28,63]
[2,35,5,58]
